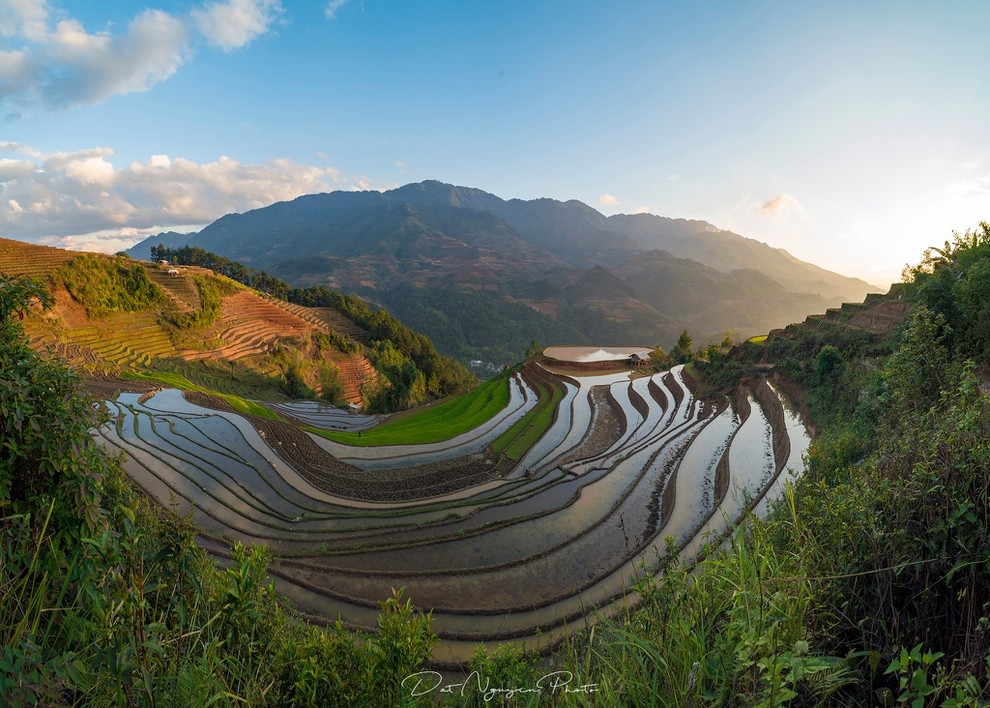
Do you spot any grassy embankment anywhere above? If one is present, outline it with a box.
[489,374,566,461]
[312,369,512,446]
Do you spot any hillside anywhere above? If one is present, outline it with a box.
[129,181,883,363]
[0,238,381,406]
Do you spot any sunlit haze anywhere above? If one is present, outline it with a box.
[2,0,988,286]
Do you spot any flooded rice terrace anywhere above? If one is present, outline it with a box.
[95,358,809,666]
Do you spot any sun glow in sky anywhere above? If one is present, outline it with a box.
[1,0,988,286]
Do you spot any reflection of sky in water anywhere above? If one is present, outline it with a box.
[101,379,809,652]
[545,345,651,362]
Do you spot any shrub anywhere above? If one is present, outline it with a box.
[59,254,164,318]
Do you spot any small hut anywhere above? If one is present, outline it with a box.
[630,351,651,368]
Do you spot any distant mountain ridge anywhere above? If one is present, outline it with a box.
[128,181,881,363]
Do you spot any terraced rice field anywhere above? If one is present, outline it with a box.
[94,362,809,667]
[0,237,78,278]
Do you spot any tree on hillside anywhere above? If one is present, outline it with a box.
[670,329,694,364]
[525,339,542,361]
[317,362,346,406]
[649,344,672,370]
[281,362,314,399]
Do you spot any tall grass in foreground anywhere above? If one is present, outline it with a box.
[444,503,856,706]
[556,507,856,706]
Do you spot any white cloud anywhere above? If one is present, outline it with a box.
[325,0,348,20]
[598,193,620,207]
[0,7,189,116]
[0,157,36,179]
[192,0,283,52]
[62,154,115,187]
[0,1,289,116]
[949,172,990,197]
[759,193,803,217]
[0,0,49,40]
[0,143,358,248]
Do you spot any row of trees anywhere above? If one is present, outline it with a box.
[649,328,737,370]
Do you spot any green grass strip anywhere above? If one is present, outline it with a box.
[313,371,512,446]
[490,378,566,461]
[121,371,284,421]
[489,380,549,457]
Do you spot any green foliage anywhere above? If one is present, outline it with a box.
[172,274,237,329]
[281,361,315,399]
[317,361,346,405]
[902,221,990,357]
[814,344,842,384]
[462,643,544,706]
[314,329,360,355]
[884,644,944,707]
[647,343,673,371]
[670,328,694,364]
[365,339,426,412]
[59,254,165,318]
[274,589,435,707]
[524,339,542,361]
[554,519,855,706]
[0,277,102,531]
[369,589,437,703]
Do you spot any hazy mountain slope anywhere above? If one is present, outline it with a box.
[135,181,883,362]
[607,213,875,298]
[613,250,834,337]
[390,180,636,267]
[125,231,191,260]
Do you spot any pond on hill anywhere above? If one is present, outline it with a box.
[543,345,651,362]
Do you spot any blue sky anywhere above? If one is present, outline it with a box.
[1,0,988,285]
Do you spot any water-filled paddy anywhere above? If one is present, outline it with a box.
[96,363,810,664]
[544,345,652,362]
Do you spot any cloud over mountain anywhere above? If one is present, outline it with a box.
[0,142,346,249]
[760,194,802,217]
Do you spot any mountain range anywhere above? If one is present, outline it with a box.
[128,180,881,363]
